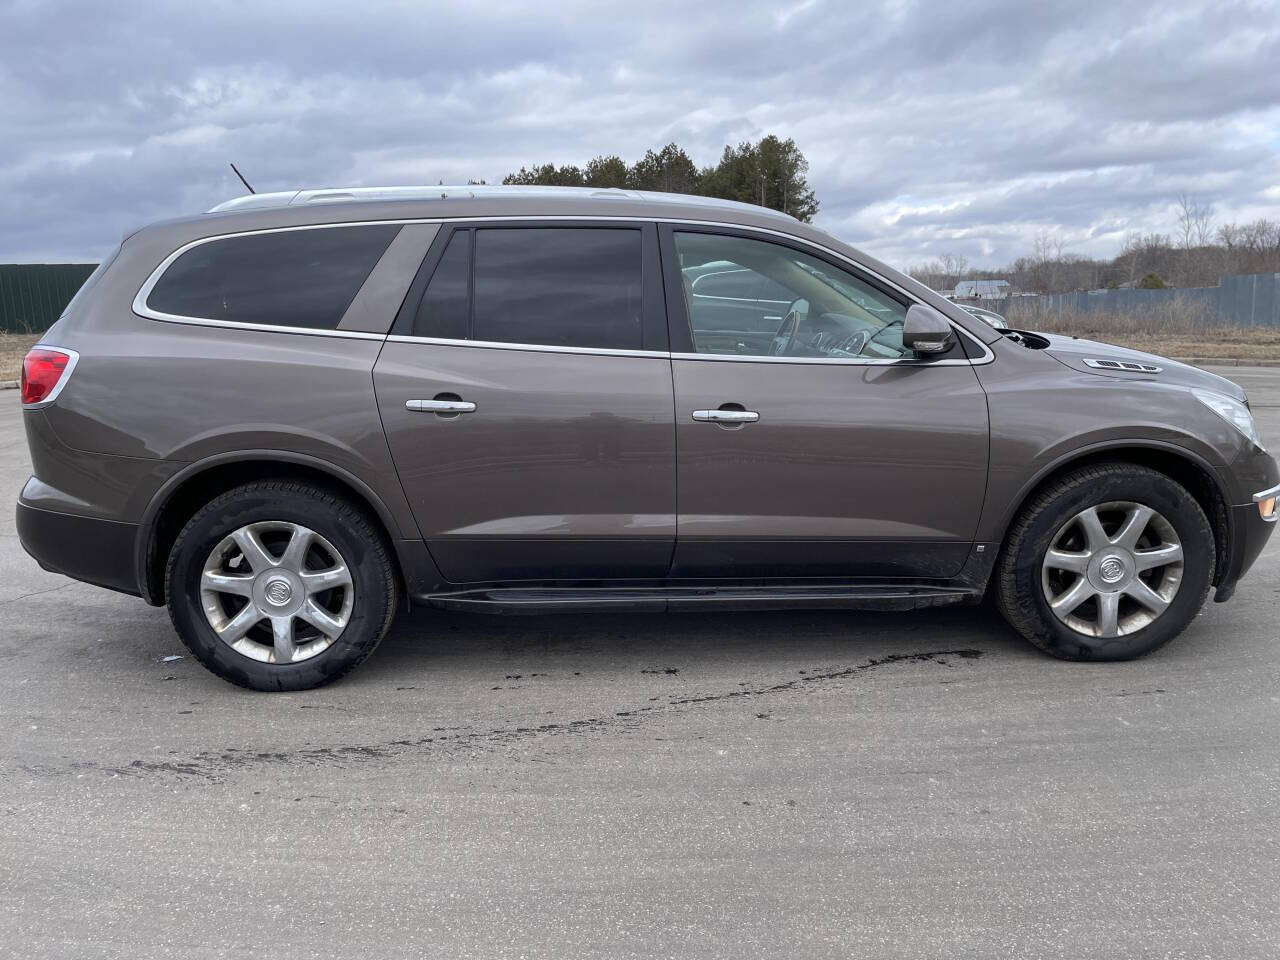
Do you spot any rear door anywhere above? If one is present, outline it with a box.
[662,225,990,580]
[374,221,676,583]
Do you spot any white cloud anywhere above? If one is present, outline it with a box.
[1,0,1278,267]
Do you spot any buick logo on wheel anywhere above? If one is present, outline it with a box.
[1099,557,1125,584]
[264,578,293,606]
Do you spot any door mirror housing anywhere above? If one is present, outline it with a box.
[902,304,956,355]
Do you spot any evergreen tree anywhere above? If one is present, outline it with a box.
[627,143,701,194]
[501,136,819,222]
[502,163,585,187]
[584,155,628,188]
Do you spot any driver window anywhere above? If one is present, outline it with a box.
[674,231,912,359]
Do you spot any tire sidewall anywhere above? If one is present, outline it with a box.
[167,486,393,691]
[1011,470,1214,660]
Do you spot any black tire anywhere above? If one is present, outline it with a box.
[995,462,1214,661]
[165,480,397,691]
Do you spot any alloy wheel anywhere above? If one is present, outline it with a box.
[199,521,354,664]
[1040,501,1184,638]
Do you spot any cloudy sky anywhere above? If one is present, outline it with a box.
[2,0,1279,268]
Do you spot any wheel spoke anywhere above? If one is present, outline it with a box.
[298,599,345,639]
[1096,591,1121,637]
[271,616,297,664]
[1113,504,1154,551]
[1050,577,1095,616]
[201,570,255,597]
[1134,543,1183,572]
[1124,578,1170,614]
[231,526,276,573]
[279,525,314,571]
[1044,548,1090,574]
[217,603,262,643]
[1076,506,1110,552]
[300,565,352,595]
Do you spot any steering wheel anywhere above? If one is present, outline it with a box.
[771,308,873,359]
[833,328,871,357]
[768,304,804,356]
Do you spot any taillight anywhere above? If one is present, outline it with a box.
[21,347,78,406]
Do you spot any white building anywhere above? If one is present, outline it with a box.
[954,279,1011,300]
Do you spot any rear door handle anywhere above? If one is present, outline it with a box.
[406,399,477,414]
[692,409,759,423]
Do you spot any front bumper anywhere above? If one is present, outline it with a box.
[1214,491,1278,602]
[15,500,141,597]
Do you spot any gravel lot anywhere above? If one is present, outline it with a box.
[2,368,1279,960]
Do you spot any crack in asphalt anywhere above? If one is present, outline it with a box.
[0,582,73,605]
[100,648,984,784]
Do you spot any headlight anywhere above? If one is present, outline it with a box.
[1192,389,1265,451]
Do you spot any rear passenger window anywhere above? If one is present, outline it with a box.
[474,228,643,349]
[409,227,644,350]
[146,224,400,329]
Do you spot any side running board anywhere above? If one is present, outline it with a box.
[424,584,977,614]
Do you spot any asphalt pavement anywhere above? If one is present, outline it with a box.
[2,367,1279,959]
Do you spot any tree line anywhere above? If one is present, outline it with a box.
[502,136,819,222]
[909,195,1280,296]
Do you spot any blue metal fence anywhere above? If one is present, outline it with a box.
[993,272,1280,327]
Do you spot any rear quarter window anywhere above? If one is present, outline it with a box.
[144,224,401,329]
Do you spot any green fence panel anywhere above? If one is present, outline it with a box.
[0,264,98,334]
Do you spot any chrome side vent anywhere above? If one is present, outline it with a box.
[1083,358,1162,373]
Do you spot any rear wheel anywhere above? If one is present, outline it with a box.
[166,481,397,690]
[995,463,1214,660]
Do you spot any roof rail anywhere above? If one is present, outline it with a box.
[206,184,795,220]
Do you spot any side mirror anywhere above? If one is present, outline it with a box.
[902,304,956,355]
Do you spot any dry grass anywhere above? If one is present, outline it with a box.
[0,333,41,382]
[1091,333,1280,361]
[1001,298,1280,361]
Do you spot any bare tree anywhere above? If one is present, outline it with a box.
[938,253,969,289]
[1029,230,1064,294]
[1176,193,1215,248]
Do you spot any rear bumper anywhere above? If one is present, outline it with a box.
[15,500,141,597]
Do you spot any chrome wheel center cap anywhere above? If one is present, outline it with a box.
[263,577,294,607]
[1099,557,1126,584]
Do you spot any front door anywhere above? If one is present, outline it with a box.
[375,222,675,583]
[662,226,990,580]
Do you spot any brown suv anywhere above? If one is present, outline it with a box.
[17,186,1279,690]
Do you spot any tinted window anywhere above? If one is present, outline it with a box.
[472,228,643,350]
[674,231,911,360]
[413,230,470,339]
[147,224,400,329]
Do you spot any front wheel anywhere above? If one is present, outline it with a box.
[165,480,397,690]
[995,463,1215,661]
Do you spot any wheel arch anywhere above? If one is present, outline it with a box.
[990,440,1232,588]
[136,451,410,605]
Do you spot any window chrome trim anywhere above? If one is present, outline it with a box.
[670,349,987,367]
[135,313,388,340]
[133,215,993,363]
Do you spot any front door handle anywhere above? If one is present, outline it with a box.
[692,408,759,423]
[406,399,477,414]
